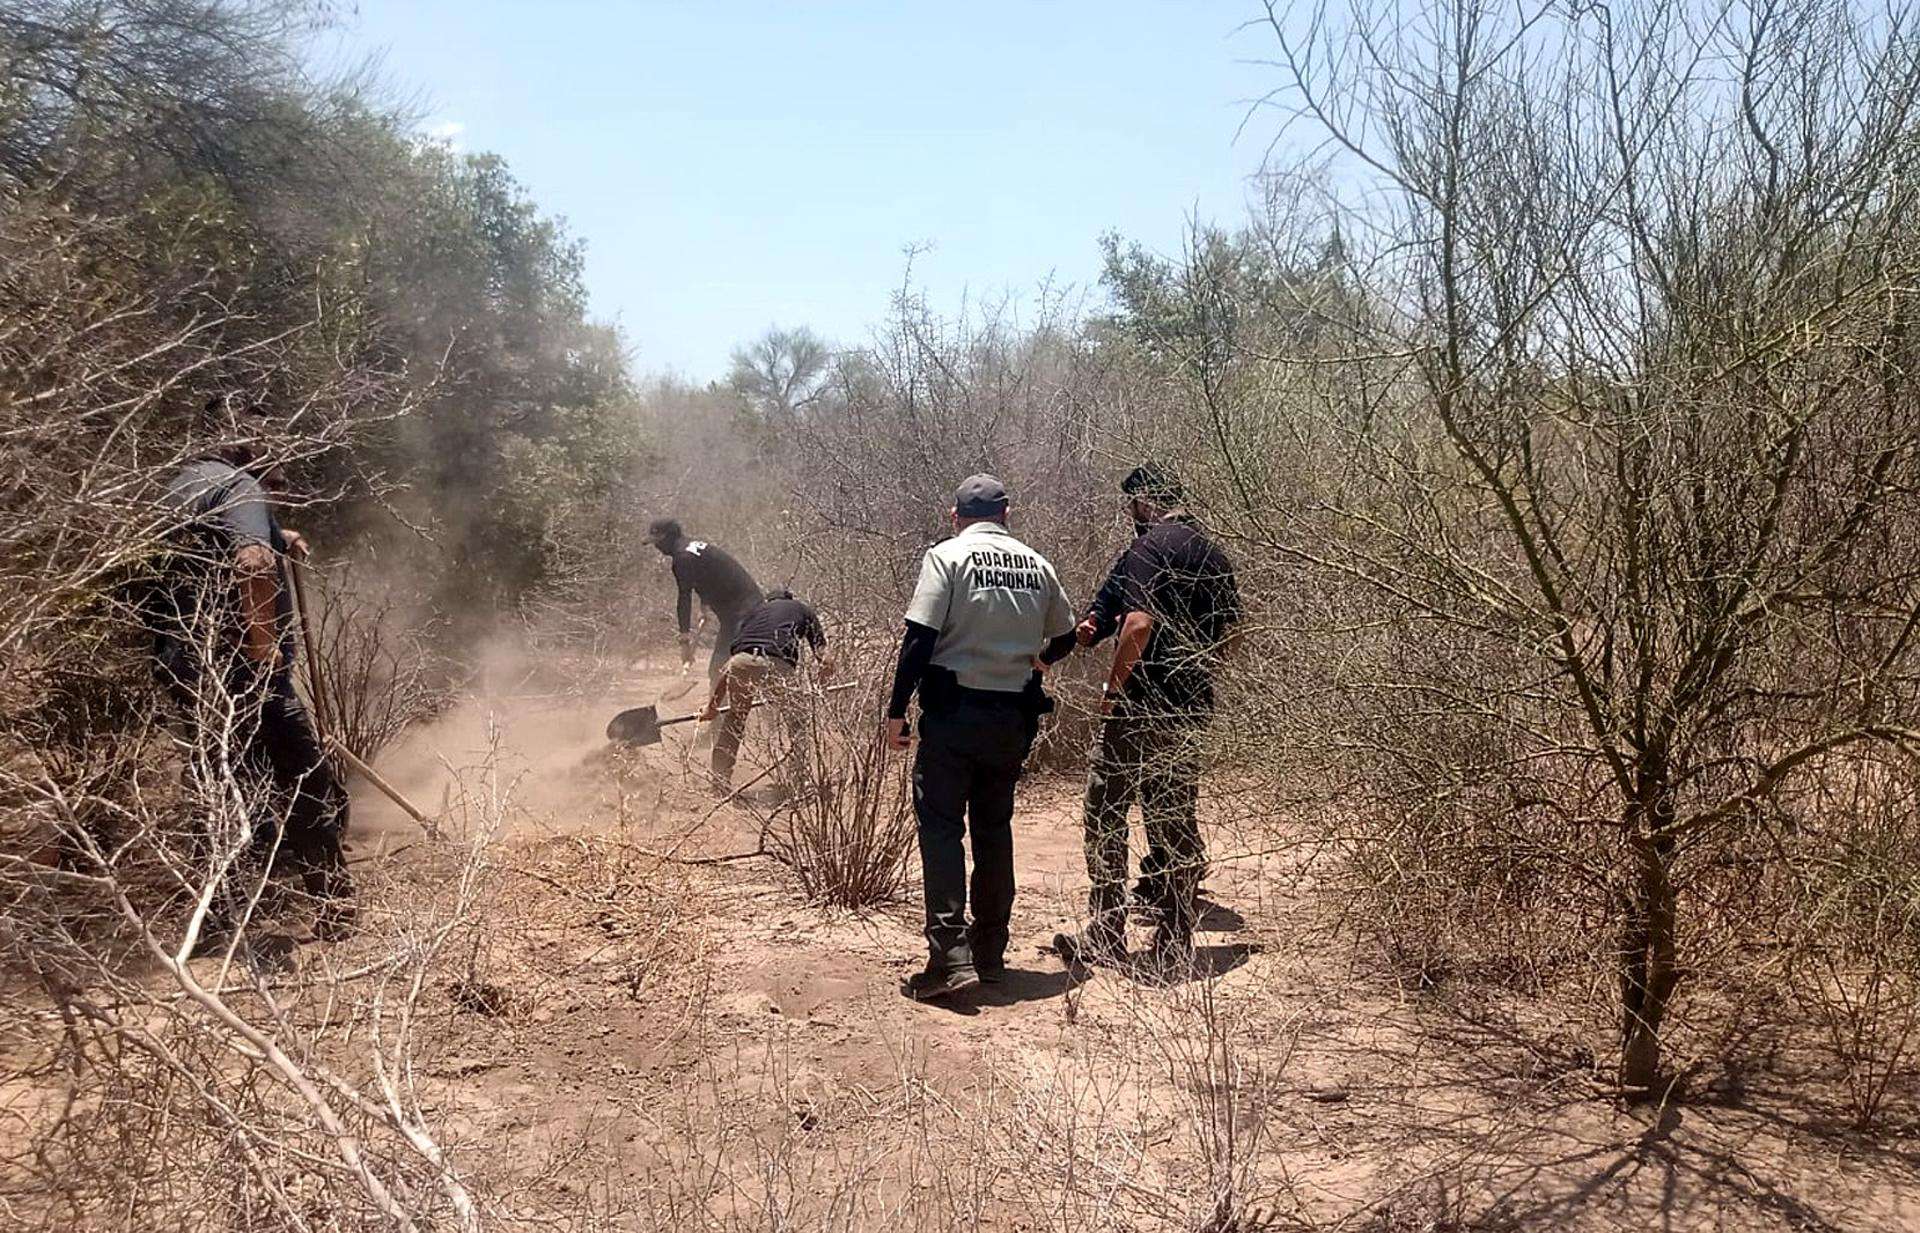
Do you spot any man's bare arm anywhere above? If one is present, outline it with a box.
[236,542,280,664]
[1105,610,1154,704]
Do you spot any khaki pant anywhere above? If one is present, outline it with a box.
[711,652,811,789]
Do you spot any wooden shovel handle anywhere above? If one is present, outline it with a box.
[327,735,438,838]
[288,557,333,742]
[664,679,858,728]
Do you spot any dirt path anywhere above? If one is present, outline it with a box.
[339,678,1920,1231]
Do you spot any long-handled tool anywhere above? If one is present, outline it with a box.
[606,681,856,746]
[325,736,439,837]
[287,555,440,837]
[287,555,334,740]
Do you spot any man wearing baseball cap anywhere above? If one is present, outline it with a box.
[645,517,762,687]
[1056,463,1241,976]
[883,473,1077,1000]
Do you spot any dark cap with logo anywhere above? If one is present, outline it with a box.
[1121,463,1183,504]
[954,473,1009,518]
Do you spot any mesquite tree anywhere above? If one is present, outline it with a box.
[1241,0,1920,1090]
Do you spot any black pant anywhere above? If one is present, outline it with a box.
[1084,713,1204,948]
[165,658,352,906]
[707,607,747,686]
[913,695,1035,972]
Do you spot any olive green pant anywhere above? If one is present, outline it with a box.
[1083,713,1205,949]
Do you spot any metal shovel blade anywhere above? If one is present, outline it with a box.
[605,679,848,746]
[606,704,663,746]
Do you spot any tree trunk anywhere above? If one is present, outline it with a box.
[1619,762,1680,1097]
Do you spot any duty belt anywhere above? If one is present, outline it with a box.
[947,682,1026,707]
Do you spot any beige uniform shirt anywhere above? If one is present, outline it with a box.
[904,521,1075,693]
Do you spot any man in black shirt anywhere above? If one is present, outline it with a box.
[1057,464,1240,972]
[647,518,763,686]
[702,588,832,790]
[1076,547,1191,908]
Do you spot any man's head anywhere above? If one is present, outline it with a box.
[201,391,267,473]
[951,473,1010,529]
[646,517,685,555]
[1121,463,1183,530]
[765,586,794,603]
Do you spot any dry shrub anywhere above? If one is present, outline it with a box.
[1780,755,1920,1132]
[497,826,707,1012]
[1165,976,1286,1233]
[613,1031,1011,1232]
[1353,1182,1510,1233]
[4,712,513,1231]
[1289,629,1612,1002]
[774,677,915,909]
[303,562,452,764]
[1340,793,1605,1000]
[991,973,1299,1232]
[0,192,487,1228]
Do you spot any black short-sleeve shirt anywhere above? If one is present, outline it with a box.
[729,597,826,666]
[1113,516,1240,716]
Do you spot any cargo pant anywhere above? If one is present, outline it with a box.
[913,693,1035,973]
[1083,712,1205,951]
[710,651,811,790]
[162,657,354,914]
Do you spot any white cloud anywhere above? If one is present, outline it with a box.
[422,119,466,150]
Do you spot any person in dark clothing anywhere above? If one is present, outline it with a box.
[1056,464,1240,974]
[152,442,354,944]
[702,588,833,790]
[728,589,828,665]
[885,474,1078,1000]
[1076,547,1208,908]
[647,518,763,686]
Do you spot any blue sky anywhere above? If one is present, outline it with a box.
[325,2,1280,381]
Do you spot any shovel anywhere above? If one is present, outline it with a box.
[607,681,855,746]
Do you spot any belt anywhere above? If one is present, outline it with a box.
[945,683,1025,707]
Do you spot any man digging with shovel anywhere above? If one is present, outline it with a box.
[701,587,833,795]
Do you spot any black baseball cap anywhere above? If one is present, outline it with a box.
[1121,463,1183,504]
[954,473,1009,518]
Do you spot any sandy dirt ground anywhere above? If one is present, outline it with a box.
[332,667,1920,1231]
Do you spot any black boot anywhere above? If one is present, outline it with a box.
[904,964,980,1001]
[1140,927,1195,984]
[1052,929,1125,971]
[1130,874,1166,913]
